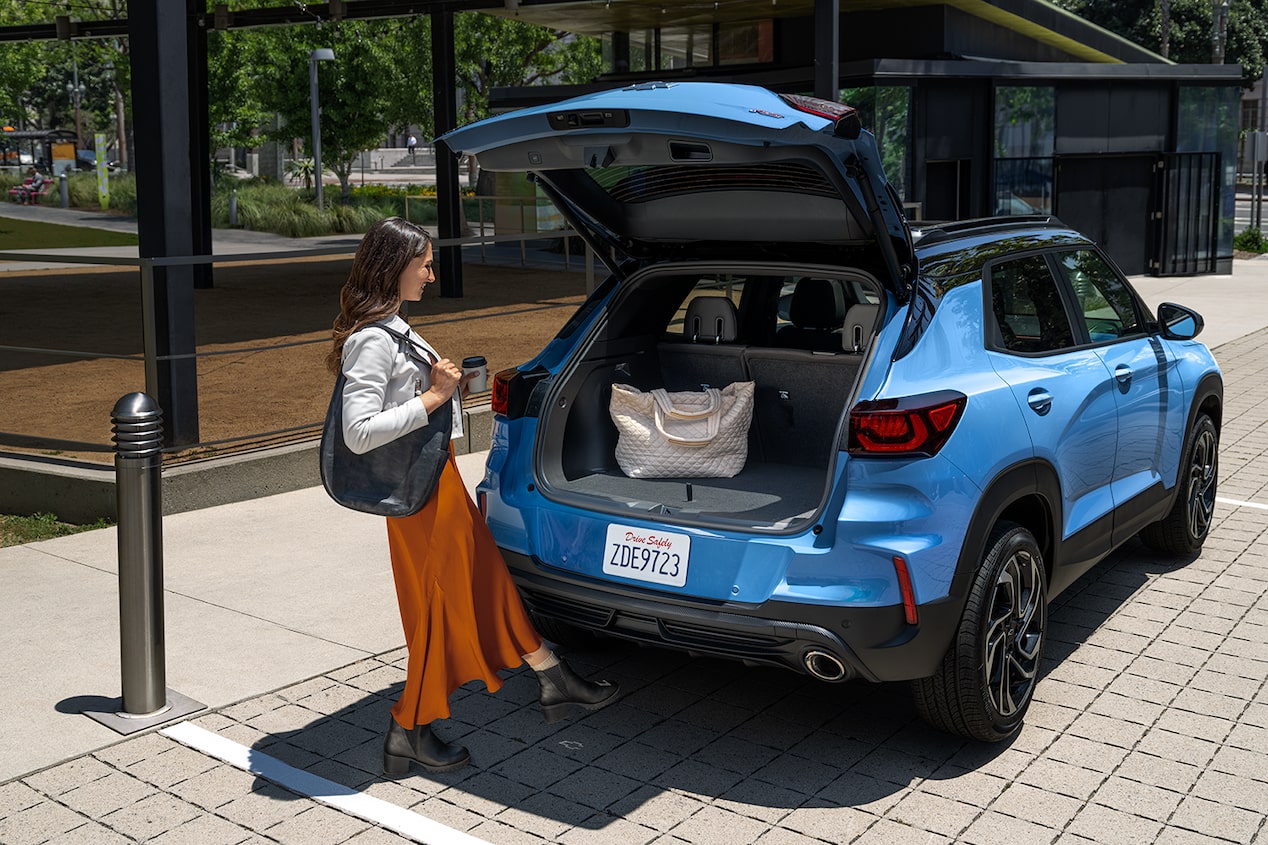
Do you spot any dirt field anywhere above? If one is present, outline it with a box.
[0,257,590,464]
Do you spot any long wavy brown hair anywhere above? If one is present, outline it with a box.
[326,217,432,375]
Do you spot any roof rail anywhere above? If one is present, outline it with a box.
[911,215,1065,246]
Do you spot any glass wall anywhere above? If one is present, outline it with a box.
[603,20,775,73]
[660,25,712,69]
[1178,85,1240,258]
[718,20,773,66]
[840,85,911,203]
[993,86,1055,216]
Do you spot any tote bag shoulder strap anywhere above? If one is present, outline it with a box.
[359,323,434,365]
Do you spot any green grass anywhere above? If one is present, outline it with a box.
[0,216,138,250]
[0,513,113,547]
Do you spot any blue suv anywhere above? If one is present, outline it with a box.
[442,82,1222,742]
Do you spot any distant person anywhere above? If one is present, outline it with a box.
[325,217,619,776]
[406,134,417,161]
[18,168,47,204]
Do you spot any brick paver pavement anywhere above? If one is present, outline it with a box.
[3,330,1267,845]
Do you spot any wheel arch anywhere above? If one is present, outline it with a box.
[950,460,1061,601]
[1192,373,1223,433]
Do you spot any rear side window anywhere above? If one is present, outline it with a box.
[988,255,1076,354]
[1052,250,1143,342]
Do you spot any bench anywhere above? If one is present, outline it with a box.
[8,179,50,204]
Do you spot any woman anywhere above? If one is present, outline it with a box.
[327,217,618,776]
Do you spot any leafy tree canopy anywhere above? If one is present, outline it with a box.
[1055,0,1268,84]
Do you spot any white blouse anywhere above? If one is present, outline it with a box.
[340,314,464,455]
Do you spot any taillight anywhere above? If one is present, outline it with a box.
[490,366,549,420]
[848,391,966,457]
[490,367,518,416]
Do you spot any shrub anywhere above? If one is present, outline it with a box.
[1234,227,1266,253]
[210,181,393,237]
[59,171,139,215]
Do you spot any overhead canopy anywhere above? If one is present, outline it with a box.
[486,0,1170,65]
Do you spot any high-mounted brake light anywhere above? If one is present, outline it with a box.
[777,93,863,140]
[848,391,966,457]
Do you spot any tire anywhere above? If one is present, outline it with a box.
[912,521,1047,742]
[1140,413,1218,556]
[530,612,598,650]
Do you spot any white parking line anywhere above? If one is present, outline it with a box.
[161,722,489,845]
[1216,496,1268,511]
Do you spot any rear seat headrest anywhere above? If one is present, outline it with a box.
[844,304,880,353]
[789,278,847,330]
[684,296,739,344]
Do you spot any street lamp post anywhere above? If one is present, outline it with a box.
[67,75,86,152]
[309,48,335,210]
[1211,0,1231,64]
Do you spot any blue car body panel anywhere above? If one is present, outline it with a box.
[455,83,1222,692]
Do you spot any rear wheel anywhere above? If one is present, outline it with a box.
[1140,413,1218,556]
[912,521,1047,742]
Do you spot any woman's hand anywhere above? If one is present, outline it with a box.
[419,358,463,412]
[459,370,478,400]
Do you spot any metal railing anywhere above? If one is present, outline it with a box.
[0,225,600,461]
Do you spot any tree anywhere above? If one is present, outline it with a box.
[1055,0,1268,83]
[453,13,602,127]
[233,19,419,203]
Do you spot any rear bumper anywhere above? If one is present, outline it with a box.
[504,550,965,683]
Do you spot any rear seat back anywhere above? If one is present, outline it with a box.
[742,349,861,466]
[657,296,748,392]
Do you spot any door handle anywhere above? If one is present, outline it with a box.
[1115,365,1133,388]
[1027,388,1052,416]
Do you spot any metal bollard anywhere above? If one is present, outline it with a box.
[111,392,168,717]
[229,188,238,226]
[58,172,68,208]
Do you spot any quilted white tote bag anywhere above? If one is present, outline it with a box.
[609,381,754,478]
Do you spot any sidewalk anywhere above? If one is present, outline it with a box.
[1,262,1267,842]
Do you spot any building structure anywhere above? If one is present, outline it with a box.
[0,0,1243,450]
[488,0,1244,276]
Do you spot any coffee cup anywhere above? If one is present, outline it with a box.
[462,356,488,393]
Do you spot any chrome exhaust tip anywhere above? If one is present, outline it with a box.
[803,649,848,682]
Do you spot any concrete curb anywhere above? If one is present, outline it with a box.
[0,402,494,522]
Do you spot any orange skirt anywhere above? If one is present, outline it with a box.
[385,449,542,728]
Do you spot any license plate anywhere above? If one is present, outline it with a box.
[602,523,690,588]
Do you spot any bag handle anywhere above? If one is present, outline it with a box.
[650,388,721,446]
[650,387,720,419]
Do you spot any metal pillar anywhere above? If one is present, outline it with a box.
[127,0,200,446]
[186,8,214,290]
[85,393,203,735]
[433,9,465,298]
[814,0,840,102]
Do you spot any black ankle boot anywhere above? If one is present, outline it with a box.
[382,717,470,775]
[535,659,619,724]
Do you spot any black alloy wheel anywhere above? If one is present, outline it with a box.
[1141,413,1218,556]
[912,521,1047,742]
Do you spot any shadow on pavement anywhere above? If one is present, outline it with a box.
[242,640,1010,833]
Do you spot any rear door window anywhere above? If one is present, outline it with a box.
[987,255,1077,354]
